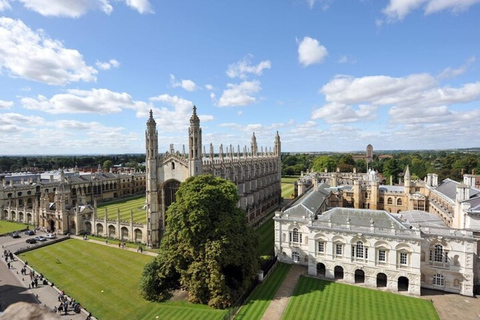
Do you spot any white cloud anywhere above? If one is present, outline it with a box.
[169,74,198,92]
[148,94,213,132]
[337,55,356,64]
[313,71,480,126]
[0,0,11,11]
[226,56,271,79]
[124,0,153,14]
[1,0,153,17]
[217,80,262,107]
[21,88,143,114]
[306,0,331,10]
[297,37,328,67]
[205,84,214,91]
[312,103,377,123]
[0,17,97,85]
[320,73,437,106]
[0,100,13,109]
[0,113,45,126]
[382,0,480,21]
[439,56,475,79]
[95,59,120,70]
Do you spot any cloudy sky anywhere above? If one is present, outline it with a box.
[0,0,479,155]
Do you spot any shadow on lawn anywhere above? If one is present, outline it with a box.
[289,275,333,298]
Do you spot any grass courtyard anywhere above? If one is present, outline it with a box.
[97,196,146,224]
[283,276,439,320]
[0,220,31,235]
[255,213,275,256]
[281,176,298,199]
[18,239,226,320]
[235,263,291,320]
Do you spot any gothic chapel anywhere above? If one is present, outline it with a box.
[145,107,282,247]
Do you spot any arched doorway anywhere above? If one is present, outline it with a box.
[108,225,116,238]
[398,276,409,291]
[27,213,32,224]
[96,223,103,236]
[163,180,181,224]
[49,219,56,232]
[317,263,326,277]
[70,221,76,234]
[334,266,344,280]
[377,273,387,287]
[85,221,92,234]
[134,229,142,242]
[121,227,129,240]
[19,212,24,222]
[355,269,365,283]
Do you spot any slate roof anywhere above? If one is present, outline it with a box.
[316,207,407,230]
[399,210,448,228]
[282,183,330,218]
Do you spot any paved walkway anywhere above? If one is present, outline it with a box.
[261,264,306,320]
[69,235,158,256]
[422,289,480,320]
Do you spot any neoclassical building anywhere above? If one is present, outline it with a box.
[275,169,480,296]
[145,107,282,247]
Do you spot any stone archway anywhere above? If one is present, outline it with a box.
[96,223,103,236]
[85,221,92,234]
[70,221,76,234]
[27,213,32,224]
[398,276,409,291]
[334,266,344,280]
[19,212,24,222]
[121,227,129,240]
[355,269,365,283]
[108,225,116,238]
[163,179,181,223]
[134,229,142,242]
[317,263,326,277]
[49,219,56,232]
[377,273,387,287]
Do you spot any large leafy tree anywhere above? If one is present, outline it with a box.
[140,175,259,309]
[312,155,337,172]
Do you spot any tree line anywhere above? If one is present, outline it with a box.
[283,150,480,183]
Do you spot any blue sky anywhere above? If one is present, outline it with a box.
[0,0,479,155]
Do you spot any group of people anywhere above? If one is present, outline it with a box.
[3,249,14,269]
[54,291,81,315]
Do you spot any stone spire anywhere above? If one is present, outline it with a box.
[251,132,258,157]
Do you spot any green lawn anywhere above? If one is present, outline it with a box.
[97,196,146,223]
[235,263,291,320]
[255,214,274,256]
[86,235,160,253]
[0,220,31,235]
[18,239,226,320]
[281,176,298,199]
[283,276,439,320]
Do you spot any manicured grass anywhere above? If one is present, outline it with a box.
[0,220,31,235]
[255,215,274,256]
[283,276,439,320]
[97,196,146,223]
[86,235,160,253]
[236,263,291,320]
[19,239,226,320]
[281,176,298,199]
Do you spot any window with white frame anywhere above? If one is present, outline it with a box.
[290,228,302,244]
[399,252,408,265]
[335,243,343,256]
[317,241,325,254]
[292,251,300,263]
[352,241,368,260]
[378,249,386,262]
[433,273,444,286]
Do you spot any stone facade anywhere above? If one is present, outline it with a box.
[145,107,282,247]
[275,170,480,296]
[0,168,147,242]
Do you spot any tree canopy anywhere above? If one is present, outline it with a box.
[140,175,259,309]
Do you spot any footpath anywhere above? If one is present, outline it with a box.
[261,264,306,320]
[1,236,157,319]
